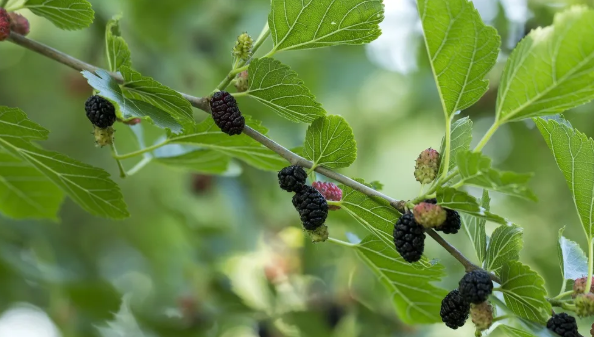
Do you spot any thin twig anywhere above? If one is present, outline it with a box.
[7,32,487,279]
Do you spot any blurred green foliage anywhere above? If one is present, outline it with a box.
[1,0,594,336]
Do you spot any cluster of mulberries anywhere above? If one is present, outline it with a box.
[85,95,117,147]
[209,91,245,136]
[0,8,29,41]
[421,198,461,234]
[278,166,342,242]
[441,270,494,330]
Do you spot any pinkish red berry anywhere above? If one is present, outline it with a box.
[123,118,142,125]
[8,12,29,36]
[312,181,342,210]
[0,8,10,41]
[414,148,440,184]
[573,277,594,297]
[414,202,447,228]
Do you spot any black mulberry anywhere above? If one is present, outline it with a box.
[278,166,307,192]
[210,91,245,136]
[547,313,580,337]
[440,290,470,330]
[459,270,493,304]
[292,185,328,230]
[393,212,425,263]
[85,95,116,128]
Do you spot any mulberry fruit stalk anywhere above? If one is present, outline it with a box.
[393,213,425,263]
[209,91,245,136]
[440,289,469,330]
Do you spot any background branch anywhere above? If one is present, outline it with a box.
[7,32,498,281]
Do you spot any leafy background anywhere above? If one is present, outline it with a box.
[0,0,593,336]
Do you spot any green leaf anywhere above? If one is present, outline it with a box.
[25,0,94,30]
[484,225,523,273]
[494,325,537,337]
[499,261,551,323]
[105,16,131,72]
[439,117,473,175]
[557,227,588,281]
[354,235,448,324]
[82,70,183,133]
[535,118,594,239]
[339,181,400,248]
[456,150,536,201]
[168,116,286,172]
[436,187,507,225]
[418,0,500,117]
[0,107,129,219]
[246,58,326,123]
[304,115,357,169]
[120,67,194,125]
[155,149,232,175]
[0,148,64,220]
[496,7,594,123]
[268,0,384,52]
[461,189,489,263]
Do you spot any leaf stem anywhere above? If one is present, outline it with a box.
[126,157,153,176]
[474,121,500,152]
[10,33,497,290]
[327,237,356,248]
[551,290,574,301]
[441,115,453,179]
[585,237,593,296]
[252,22,271,55]
[110,144,127,178]
[114,140,169,160]
[491,315,513,323]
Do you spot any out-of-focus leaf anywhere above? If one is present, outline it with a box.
[155,149,232,175]
[494,325,537,337]
[25,0,94,30]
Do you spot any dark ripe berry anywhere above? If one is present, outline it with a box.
[8,12,30,36]
[210,91,245,136]
[440,290,470,330]
[85,95,116,128]
[0,8,10,41]
[278,165,307,193]
[458,270,493,304]
[292,185,328,230]
[547,313,580,337]
[437,209,461,234]
[393,212,425,263]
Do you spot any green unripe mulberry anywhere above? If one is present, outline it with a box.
[414,148,440,184]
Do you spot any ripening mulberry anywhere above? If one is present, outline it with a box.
[573,276,594,297]
[9,12,29,36]
[576,293,594,317]
[292,186,329,230]
[393,213,425,263]
[459,270,493,304]
[85,95,116,128]
[424,199,461,234]
[414,148,440,184]
[210,91,245,136]
[312,181,342,210]
[440,290,470,330]
[470,301,493,331]
[414,202,446,228]
[0,8,10,41]
[547,313,580,337]
[278,165,307,193]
